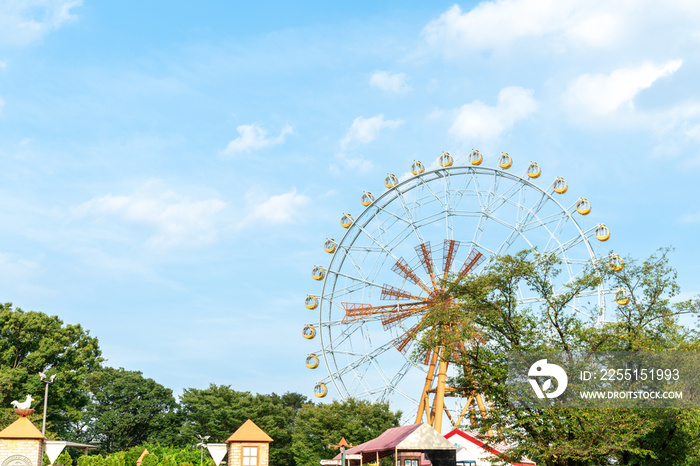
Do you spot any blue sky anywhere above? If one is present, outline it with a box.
[1,0,699,408]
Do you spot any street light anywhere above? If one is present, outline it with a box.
[196,435,210,466]
[39,372,56,435]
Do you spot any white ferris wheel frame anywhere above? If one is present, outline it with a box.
[313,162,609,410]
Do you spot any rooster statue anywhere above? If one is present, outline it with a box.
[11,394,34,410]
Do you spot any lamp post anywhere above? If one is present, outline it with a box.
[39,372,56,435]
[196,435,210,466]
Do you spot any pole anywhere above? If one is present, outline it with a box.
[42,381,49,435]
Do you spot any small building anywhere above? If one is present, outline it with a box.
[226,420,273,466]
[0,415,45,466]
[445,430,536,466]
[333,423,456,466]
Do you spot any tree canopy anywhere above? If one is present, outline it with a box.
[415,248,700,466]
[291,398,402,466]
[73,367,181,452]
[179,384,309,466]
[0,303,102,436]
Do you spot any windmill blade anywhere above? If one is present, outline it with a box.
[458,249,485,279]
[415,242,438,290]
[381,284,423,301]
[392,318,426,354]
[382,304,430,330]
[341,301,426,323]
[392,257,432,294]
[441,239,461,283]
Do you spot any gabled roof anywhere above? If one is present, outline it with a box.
[445,429,536,466]
[334,424,455,461]
[227,419,273,443]
[0,416,45,440]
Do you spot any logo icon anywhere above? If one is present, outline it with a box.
[528,359,568,399]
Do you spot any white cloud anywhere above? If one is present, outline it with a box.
[370,71,411,94]
[679,211,700,224]
[329,153,375,176]
[0,0,82,47]
[221,123,293,156]
[72,182,227,248]
[421,1,700,57]
[240,188,310,227]
[564,60,683,116]
[449,86,537,141]
[341,114,403,149]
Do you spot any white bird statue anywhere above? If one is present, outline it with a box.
[11,394,34,410]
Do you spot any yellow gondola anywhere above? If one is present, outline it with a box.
[576,198,591,215]
[384,174,398,188]
[608,254,624,272]
[311,266,325,280]
[468,149,482,166]
[527,161,541,179]
[595,224,610,242]
[439,152,453,167]
[305,295,318,310]
[340,213,353,228]
[498,152,512,169]
[305,354,319,369]
[411,161,425,175]
[553,177,568,194]
[324,238,337,253]
[361,192,374,206]
[314,382,327,398]
[615,288,630,305]
[303,324,316,339]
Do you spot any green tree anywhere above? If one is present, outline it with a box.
[414,249,700,466]
[179,385,257,443]
[291,398,402,466]
[0,303,102,437]
[179,385,308,466]
[75,367,180,452]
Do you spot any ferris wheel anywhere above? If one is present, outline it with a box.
[303,151,626,431]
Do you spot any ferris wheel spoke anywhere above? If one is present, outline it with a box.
[330,269,388,290]
[517,189,550,230]
[519,209,570,232]
[481,176,525,215]
[370,198,422,240]
[415,174,454,240]
[545,232,587,256]
[341,301,427,323]
[341,249,374,284]
[470,169,488,213]
[394,189,426,245]
[326,339,397,381]
[493,191,552,255]
[325,279,375,301]
[384,359,418,402]
[470,211,489,249]
[353,219,402,264]
[369,356,395,396]
[485,170,504,207]
[416,175,449,212]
